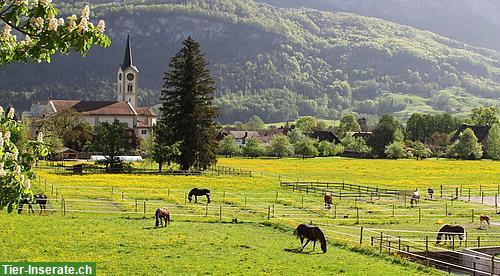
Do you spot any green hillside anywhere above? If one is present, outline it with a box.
[1,0,499,123]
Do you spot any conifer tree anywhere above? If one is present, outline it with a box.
[157,37,219,170]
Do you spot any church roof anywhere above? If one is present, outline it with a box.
[135,107,156,117]
[49,100,137,116]
[120,34,138,71]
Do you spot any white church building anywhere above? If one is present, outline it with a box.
[27,35,157,141]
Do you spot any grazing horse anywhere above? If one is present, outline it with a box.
[436,225,465,245]
[480,215,490,228]
[188,188,211,204]
[17,194,48,214]
[293,224,327,253]
[155,207,170,228]
[324,193,333,209]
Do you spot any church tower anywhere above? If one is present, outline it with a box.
[117,34,139,107]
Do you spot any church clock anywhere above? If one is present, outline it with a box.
[127,73,135,81]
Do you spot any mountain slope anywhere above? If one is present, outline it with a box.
[1,0,499,123]
[257,0,500,52]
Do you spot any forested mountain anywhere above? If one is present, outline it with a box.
[257,0,500,52]
[1,0,499,123]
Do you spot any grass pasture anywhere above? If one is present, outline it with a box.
[2,157,499,274]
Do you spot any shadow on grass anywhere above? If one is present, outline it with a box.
[284,248,323,254]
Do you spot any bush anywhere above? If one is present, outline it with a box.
[385,142,407,159]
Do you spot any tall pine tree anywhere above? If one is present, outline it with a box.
[157,37,219,170]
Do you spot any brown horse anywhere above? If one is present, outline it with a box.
[294,224,327,253]
[480,215,490,227]
[324,194,333,209]
[155,207,170,228]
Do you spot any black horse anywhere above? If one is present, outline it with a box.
[188,188,210,204]
[293,224,327,253]
[18,194,48,214]
[436,225,465,245]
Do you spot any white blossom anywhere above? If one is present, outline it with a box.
[78,17,89,33]
[30,17,45,28]
[2,25,12,41]
[96,20,105,33]
[6,107,14,119]
[14,0,28,6]
[48,15,58,31]
[0,163,4,169]
[24,178,31,190]
[4,131,11,141]
[58,18,65,26]
[67,15,77,32]
[37,132,44,143]
[0,136,3,147]
[14,165,21,175]
[0,167,5,177]
[39,0,51,6]
[12,150,18,161]
[81,5,90,20]
[0,106,3,116]
[20,35,32,47]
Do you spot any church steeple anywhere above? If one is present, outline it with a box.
[121,34,133,69]
[117,33,139,108]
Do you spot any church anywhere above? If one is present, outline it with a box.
[27,35,157,142]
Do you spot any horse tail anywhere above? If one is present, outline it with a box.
[314,227,327,253]
[166,209,170,225]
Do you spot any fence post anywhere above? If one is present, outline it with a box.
[360,227,364,245]
[219,206,222,222]
[392,204,395,217]
[272,204,275,218]
[491,255,495,276]
[482,192,485,204]
[480,184,483,196]
[379,233,383,253]
[339,190,342,200]
[356,208,359,224]
[472,209,475,223]
[469,189,471,202]
[456,187,459,199]
[111,187,114,195]
[143,201,146,218]
[63,198,66,216]
[404,191,407,207]
[452,235,455,251]
[425,236,429,257]
[135,199,138,213]
[478,236,480,247]
[244,196,247,206]
[121,192,124,201]
[419,208,421,223]
[445,203,448,216]
[371,237,374,246]
[267,205,270,220]
[440,185,443,198]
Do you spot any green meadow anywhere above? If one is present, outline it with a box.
[4,157,499,274]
